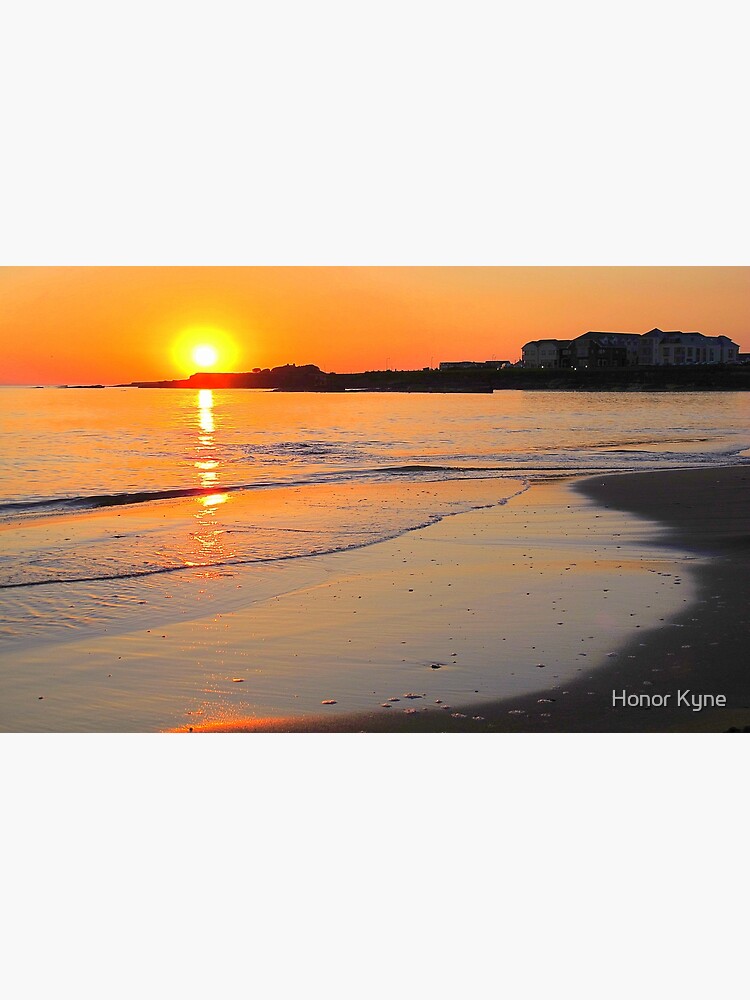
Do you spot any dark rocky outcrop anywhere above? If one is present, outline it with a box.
[93,363,750,393]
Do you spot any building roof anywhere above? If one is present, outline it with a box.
[578,331,642,340]
[522,339,571,349]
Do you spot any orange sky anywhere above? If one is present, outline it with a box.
[1,266,748,384]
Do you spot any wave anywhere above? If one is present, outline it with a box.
[0,482,531,590]
[0,485,237,515]
[0,464,520,518]
[3,448,748,522]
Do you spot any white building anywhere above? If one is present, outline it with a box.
[521,339,571,368]
[640,329,738,366]
[522,328,740,368]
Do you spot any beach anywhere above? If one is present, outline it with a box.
[2,387,749,733]
[2,465,749,733]
[188,466,750,733]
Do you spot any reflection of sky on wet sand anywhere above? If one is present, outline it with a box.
[162,479,700,732]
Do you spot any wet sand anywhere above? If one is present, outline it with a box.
[4,468,748,732]
[191,467,750,733]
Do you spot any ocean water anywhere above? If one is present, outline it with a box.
[2,386,749,730]
[2,386,750,591]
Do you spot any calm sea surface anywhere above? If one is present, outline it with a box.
[0,387,748,628]
[2,387,750,587]
[5,387,750,499]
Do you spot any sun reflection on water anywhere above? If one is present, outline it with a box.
[187,390,233,572]
[198,389,215,437]
[195,390,218,487]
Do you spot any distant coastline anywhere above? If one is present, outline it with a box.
[59,361,750,393]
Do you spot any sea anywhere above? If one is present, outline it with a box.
[2,387,750,730]
[3,385,750,617]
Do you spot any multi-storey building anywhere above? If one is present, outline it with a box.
[520,339,571,368]
[522,329,740,368]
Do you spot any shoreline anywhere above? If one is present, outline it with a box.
[3,465,748,733]
[204,466,750,734]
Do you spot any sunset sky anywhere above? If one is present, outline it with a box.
[1,266,748,384]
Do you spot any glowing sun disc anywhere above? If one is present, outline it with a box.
[194,344,218,367]
[171,326,240,376]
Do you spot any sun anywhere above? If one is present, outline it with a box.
[171,327,241,375]
[193,344,218,368]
